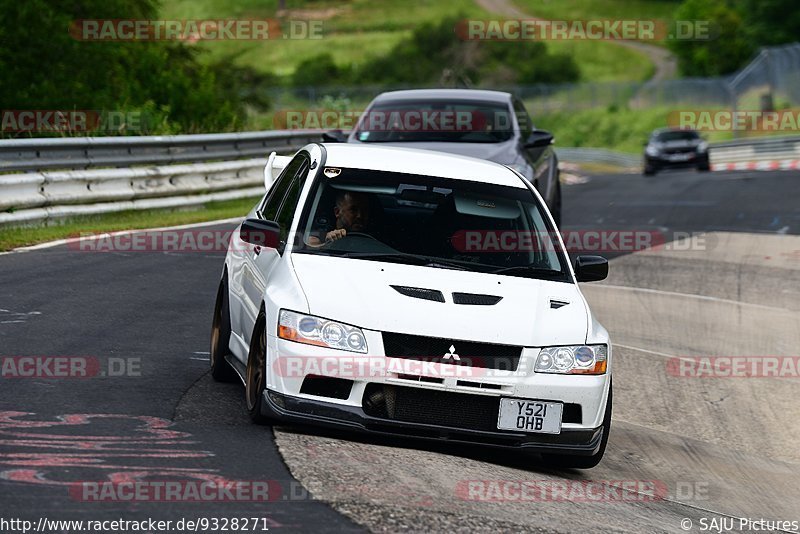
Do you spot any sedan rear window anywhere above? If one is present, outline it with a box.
[354,100,515,144]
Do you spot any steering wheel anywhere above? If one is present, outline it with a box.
[339,231,379,241]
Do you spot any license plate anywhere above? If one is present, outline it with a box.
[670,153,692,161]
[497,398,563,434]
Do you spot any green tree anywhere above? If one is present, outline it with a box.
[735,0,800,47]
[668,0,754,76]
[0,0,269,135]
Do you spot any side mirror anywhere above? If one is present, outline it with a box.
[322,129,348,143]
[575,255,608,282]
[240,219,280,249]
[524,129,554,149]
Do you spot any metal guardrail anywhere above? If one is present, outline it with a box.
[1,131,798,226]
[0,130,320,173]
[557,136,800,169]
[556,148,641,168]
[0,131,318,226]
[0,158,265,222]
[708,135,800,164]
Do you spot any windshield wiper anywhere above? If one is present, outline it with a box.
[341,252,472,271]
[490,265,566,280]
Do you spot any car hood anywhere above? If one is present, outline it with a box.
[291,253,589,347]
[353,140,518,164]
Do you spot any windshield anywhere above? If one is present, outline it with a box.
[353,99,515,144]
[293,168,569,282]
[655,130,699,142]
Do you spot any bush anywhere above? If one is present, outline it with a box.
[482,41,580,85]
[291,53,352,87]
[352,16,579,87]
[534,107,675,153]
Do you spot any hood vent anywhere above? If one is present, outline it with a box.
[550,299,570,309]
[390,285,445,303]
[452,292,503,306]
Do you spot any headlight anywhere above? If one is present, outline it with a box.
[645,145,660,156]
[278,310,368,353]
[535,345,607,374]
[697,141,708,152]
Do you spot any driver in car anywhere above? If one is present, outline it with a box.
[306,191,371,247]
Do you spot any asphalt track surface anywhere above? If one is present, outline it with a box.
[1,168,798,533]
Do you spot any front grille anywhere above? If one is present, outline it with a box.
[382,332,521,370]
[363,384,501,431]
[362,384,583,431]
[663,147,696,154]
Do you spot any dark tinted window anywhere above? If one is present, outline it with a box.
[513,98,533,136]
[655,130,699,142]
[295,169,568,282]
[354,99,515,144]
[276,168,307,246]
[261,154,308,221]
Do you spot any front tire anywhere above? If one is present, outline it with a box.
[245,313,271,424]
[542,383,612,469]
[210,277,236,382]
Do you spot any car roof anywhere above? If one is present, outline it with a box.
[371,89,513,105]
[318,143,527,189]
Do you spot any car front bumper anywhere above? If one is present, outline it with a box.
[646,152,709,168]
[262,388,605,455]
[264,335,610,455]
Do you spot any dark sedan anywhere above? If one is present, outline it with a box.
[323,89,562,224]
[643,128,710,175]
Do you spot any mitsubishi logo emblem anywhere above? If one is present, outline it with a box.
[443,345,460,361]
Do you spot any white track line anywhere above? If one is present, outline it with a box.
[614,343,681,360]
[593,283,797,313]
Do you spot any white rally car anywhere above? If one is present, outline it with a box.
[210,143,612,468]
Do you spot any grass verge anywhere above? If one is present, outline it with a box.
[535,106,741,153]
[159,0,654,85]
[511,0,681,30]
[0,196,259,252]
